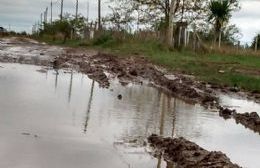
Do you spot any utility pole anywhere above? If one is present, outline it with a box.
[87,0,89,21]
[37,21,39,32]
[45,7,48,23]
[167,0,177,47]
[60,0,64,20]
[75,0,79,20]
[51,0,53,24]
[40,13,43,29]
[44,11,46,23]
[98,0,101,30]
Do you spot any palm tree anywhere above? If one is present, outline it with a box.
[209,0,232,48]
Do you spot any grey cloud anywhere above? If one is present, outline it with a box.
[0,0,110,32]
[0,0,260,43]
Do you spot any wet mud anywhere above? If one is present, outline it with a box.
[0,38,220,106]
[1,37,259,105]
[218,106,260,134]
[234,112,260,134]
[148,134,241,168]
[1,62,260,167]
[52,51,219,107]
[0,37,63,66]
[1,37,260,167]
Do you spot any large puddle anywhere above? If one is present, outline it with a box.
[0,63,260,168]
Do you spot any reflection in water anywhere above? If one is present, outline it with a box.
[45,69,48,80]
[68,70,73,103]
[159,93,165,136]
[157,155,162,168]
[219,94,260,114]
[157,94,165,168]
[171,99,176,138]
[84,80,95,133]
[80,74,84,87]
[0,63,260,168]
[157,94,176,168]
[55,70,58,90]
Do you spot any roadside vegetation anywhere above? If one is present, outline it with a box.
[37,34,260,93]
[30,0,259,93]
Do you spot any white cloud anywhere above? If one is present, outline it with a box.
[230,0,260,43]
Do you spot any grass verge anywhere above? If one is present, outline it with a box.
[39,36,260,92]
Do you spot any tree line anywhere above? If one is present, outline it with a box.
[35,0,260,50]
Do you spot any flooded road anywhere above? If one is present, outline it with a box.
[0,63,260,168]
[219,94,260,114]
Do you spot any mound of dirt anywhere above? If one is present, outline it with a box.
[234,112,260,134]
[219,107,235,119]
[148,134,240,168]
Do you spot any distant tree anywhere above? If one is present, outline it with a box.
[104,2,135,31]
[56,20,72,43]
[41,19,72,43]
[109,0,208,46]
[208,0,239,48]
[20,31,27,36]
[197,23,241,46]
[222,24,241,45]
[251,34,260,51]
[40,13,86,43]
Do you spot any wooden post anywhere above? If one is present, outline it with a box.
[218,31,222,48]
[255,36,258,52]
[237,41,240,50]
[187,30,190,46]
[193,31,196,51]
[184,28,187,47]
[178,26,182,47]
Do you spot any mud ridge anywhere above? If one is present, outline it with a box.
[53,51,219,107]
[234,112,260,134]
[1,38,259,105]
[218,107,260,134]
[148,134,241,168]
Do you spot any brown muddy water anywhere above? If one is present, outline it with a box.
[0,63,260,168]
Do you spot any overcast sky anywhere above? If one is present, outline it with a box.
[0,0,260,44]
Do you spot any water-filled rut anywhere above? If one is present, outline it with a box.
[0,63,260,168]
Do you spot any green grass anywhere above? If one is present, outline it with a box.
[39,36,260,92]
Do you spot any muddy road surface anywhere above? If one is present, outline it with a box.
[1,37,260,168]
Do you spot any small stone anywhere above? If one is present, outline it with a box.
[22,132,30,136]
[117,94,122,100]
[129,69,138,76]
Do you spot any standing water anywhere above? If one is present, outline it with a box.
[0,63,260,168]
